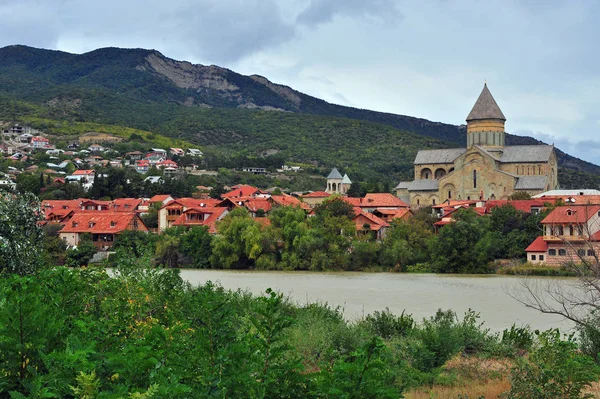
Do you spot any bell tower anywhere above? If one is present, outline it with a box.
[466,83,506,151]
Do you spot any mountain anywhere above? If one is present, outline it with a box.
[0,44,598,187]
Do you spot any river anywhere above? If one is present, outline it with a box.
[178,270,580,333]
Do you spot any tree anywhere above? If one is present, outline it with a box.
[430,209,494,273]
[65,234,97,267]
[15,173,41,195]
[180,226,213,268]
[347,182,361,197]
[509,191,532,200]
[0,191,44,275]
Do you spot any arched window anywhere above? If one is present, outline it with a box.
[473,170,477,188]
[432,199,436,205]
[548,249,556,256]
[448,190,452,199]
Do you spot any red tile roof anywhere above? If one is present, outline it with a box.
[542,205,600,224]
[361,193,409,208]
[60,212,147,234]
[162,198,222,210]
[301,191,331,198]
[42,199,82,218]
[525,236,548,252]
[172,207,228,233]
[111,198,142,211]
[72,169,95,175]
[353,211,390,231]
[432,200,480,209]
[149,194,172,203]
[244,199,272,213]
[485,199,551,213]
[222,185,263,199]
[270,194,303,207]
[343,197,362,206]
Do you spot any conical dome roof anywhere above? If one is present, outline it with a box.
[327,167,343,179]
[342,174,352,184]
[466,84,506,122]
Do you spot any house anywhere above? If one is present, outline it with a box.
[149,194,174,207]
[59,212,148,250]
[88,143,105,152]
[150,148,167,157]
[80,199,112,211]
[41,199,83,223]
[157,159,178,170]
[144,153,165,165]
[300,191,332,208]
[526,205,600,265]
[269,194,311,211]
[31,136,50,149]
[242,167,267,175]
[144,175,164,184]
[222,185,265,199]
[19,133,33,143]
[66,170,96,190]
[352,211,390,240]
[357,193,410,213]
[244,199,272,217]
[2,124,31,136]
[396,84,558,206]
[372,208,413,222]
[187,148,203,157]
[172,207,229,233]
[163,167,178,177]
[158,198,224,231]
[170,148,185,156]
[136,159,150,173]
[111,198,143,213]
[125,151,144,161]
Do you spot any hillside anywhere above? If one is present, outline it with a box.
[0,44,598,187]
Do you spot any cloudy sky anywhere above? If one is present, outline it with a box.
[1,0,599,163]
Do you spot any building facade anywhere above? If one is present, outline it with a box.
[397,84,559,206]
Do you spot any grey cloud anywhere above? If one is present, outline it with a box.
[0,0,297,64]
[296,0,401,26]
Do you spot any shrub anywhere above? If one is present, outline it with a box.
[363,308,414,339]
[507,329,600,399]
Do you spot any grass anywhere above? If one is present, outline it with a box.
[405,355,512,398]
[497,263,580,276]
[405,380,510,398]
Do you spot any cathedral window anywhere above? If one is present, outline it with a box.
[473,170,477,188]
[448,190,451,199]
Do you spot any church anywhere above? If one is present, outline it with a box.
[396,84,559,206]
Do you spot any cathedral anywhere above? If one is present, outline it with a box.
[396,84,558,206]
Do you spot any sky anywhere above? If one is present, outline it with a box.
[1,0,599,163]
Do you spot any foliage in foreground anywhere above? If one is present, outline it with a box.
[2,257,600,397]
[0,263,401,398]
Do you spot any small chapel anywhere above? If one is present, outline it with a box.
[396,84,559,206]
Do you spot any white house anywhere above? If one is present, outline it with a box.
[187,148,203,157]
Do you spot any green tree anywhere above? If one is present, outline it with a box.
[65,234,97,267]
[430,209,494,273]
[180,226,213,268]
[210,208,271,269]
[0,191,44,275]
[15,173,41,195]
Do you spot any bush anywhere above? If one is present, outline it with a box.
[507,329,600,399]
[363,308,414,339]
